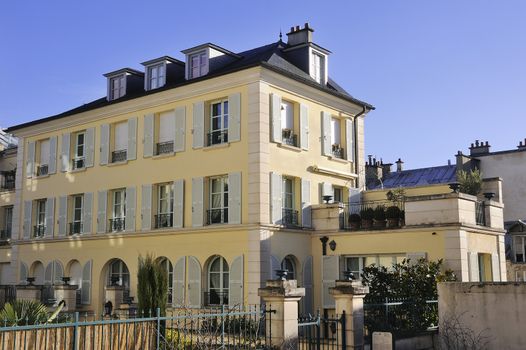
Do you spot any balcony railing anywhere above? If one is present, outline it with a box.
[0,228,11,241]
[36,164,49,176]
[156,141,174,155]
[340,199,405,231]
[33,225,46,238]
[332,145,344,159]
[203,291,228,306]
[69,222,83,235]
[72,157,85,170]
[282,208,299,227]
[475,201,487,226]
[111,150,127,163]
[0,179,15,191]
[207,208,228,225]
[155,213,173,229]
[282,129,298,147]
[207,130,228,146]
[108,217,125,232]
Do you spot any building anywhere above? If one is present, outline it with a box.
[1,24,505,316]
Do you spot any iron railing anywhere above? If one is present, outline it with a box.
[475,201,487,226]
[111,149,127,163]
[282,208,299,227]
[207,208,228,225]
[282,130,298,147]
[33,225,45,238]
[72,157,85,170]
[0,229,11,241]
[154,213,173,229]
[298,311,346,350]
[340,199,405,230]
[69,222,83,235]
[207,130,228,146]
[331,146,344,159]
[0,178,15,191]
[108,217,125,232]
[36,164,49,176]
[203,291,229,306]
[156,141,174,155]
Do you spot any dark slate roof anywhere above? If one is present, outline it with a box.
[7,41,373,132]
[369,165,457,190]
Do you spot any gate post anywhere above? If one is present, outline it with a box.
[259,279,305,349]
[329,280,369,350]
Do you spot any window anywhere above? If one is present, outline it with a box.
[2,206,12,239]
[208,176,229,224]
[158,258,173,304]
[110,189,126,232]
[37,139,50,176]
[281,101,297,146]
[72,132,85,170]
[190,52,207,79]
[156,183,174,228]
[207,256,229,306]
[514,236,526,263]
[516,271,526,282]
[344,255,405,280]
[331,118,344,159]
[282,177,298,227]
[34,199,46,237]
[110,75,125,100]
[112,122,128,163]
[148,64,166,90]
[70,195,83,235]
[108,259,130,289]
[281,256,296,280]
[1,171,15,191]
[157,111,175,155]
[208,100,229,146]
[310,52,324,84]
[333,186,343,203]
[478,253,492,282]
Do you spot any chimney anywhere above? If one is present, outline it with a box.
[381,161,392,176]
[286,23,314,46]
[395,158,404,172]
[518,138,526,150]
[469,140,491,156]
[365,156,384,189]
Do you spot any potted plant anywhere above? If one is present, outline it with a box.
[385,206,401,228]
[360,208,374,229]
[373,205,386,229]
[348,214,361,230]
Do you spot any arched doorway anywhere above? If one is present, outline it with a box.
[281,255,297,280]
[207,255,229,306]
[107,259,130,291]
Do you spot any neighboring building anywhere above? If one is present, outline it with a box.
[1,25,505,316]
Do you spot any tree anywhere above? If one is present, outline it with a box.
[137,254,168,317]
[457,169,482,196]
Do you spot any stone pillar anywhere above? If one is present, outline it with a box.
[258,279,305,349]
[311,203,341,231]
[53,284,79,311]
[16,285,42,301]
[329,280,369,350]
[104,285,124,311]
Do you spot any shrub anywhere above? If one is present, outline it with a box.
[360,208,374,220]
[0,300,49,326]
[385,206,401,219]
[349,213,361,223]
[457,169,482,196]
[137,254,168,317]
[373,205,386,221]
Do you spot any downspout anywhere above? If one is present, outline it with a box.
[354,106,368,188]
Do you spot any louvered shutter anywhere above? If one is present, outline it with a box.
[19,262,28,283]
[322,255,339,309]
[173,257,186,305]
[44,262,53,285]
[45,198,55,237]
[143,114,154,158]
[270,94,282,143]
[270,255,281,280]
[301,179,311,228]
[192,102,205,149]
[174,106,186,152]
[48,136,57,174]
[81,260,92,304]
[125,187,136,232]
[83,192,93,234]
[60,133,71,172]
[469,252,480,282]
[322,182,333,202]
[97,190,107,233]
[191,177,204,227]
[141,184,152,231]
[228,93,241,142]
[491,253,500,282]
[23,201,32,239]
[58,196,67,237]
[228,172,241,224]
[85,127,95,167]
[302,256,313,314]
[187,256,201,308]
[53,261,64,284]
[270,172,282,224]
[300,103,309,150]
[26,141,35,178]
[229,255,244,307]
[100,124,110,165]
[321,112,331,156]
[346,119,354,162]
[173,179,184,228]
[127,117,137,160]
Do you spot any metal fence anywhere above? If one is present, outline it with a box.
[298,311,346,350]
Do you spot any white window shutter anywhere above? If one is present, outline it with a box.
[85,127,95,167]
[81,260,92,304]
[468,252,480,282]
[270,94,282,143]
[100,124,110,165]
[141,184,152,231]
[191,177,204,227]
[127,117,137,160]
[58,196,67,237]
[173,179,184,229]
[270,172,283,224]
[23,200,32,239]
[26,141,35,178]
[322,112,332,156]
[187,256,201,308]
[229,255,244,307]
[322,255,340,309]
[97,190,107,233]
[48,136,57,174]
[174,106,186,152]
[192,102,205,149]
[19,262,28,283]
[125,186,136,232]
[45,198,55,237]
[302,256,313,314]
[300,103,309,150]
[346,119,354,162]
[60,133,71,172]
[491,253,500,282]
[322,182,333,202]
[228,172,242,224]
[270,255,281,280]
[83,192,93,234]
[44,262,53,285]
[53,261,64,284]
[143,114,154,158]
[173,257,186,306]
[228,93,241,142]
[301,179,311,228]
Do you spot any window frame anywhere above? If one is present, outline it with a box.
[110,74,126,100]
[157,183,174,216]
[282,177,294,211]
[344,254,405,280]
[3,206,13,234]
[108,259,130,289]
[36,199,47,227]
[112,189,126,220]
[514,236,526,263]
[208,175,229,224]
[189,51,207,79]
[281,256,296,280]
[147,63,166,90]
[208,99,229,146]
[310,50,325,84]
[207,256,229,305]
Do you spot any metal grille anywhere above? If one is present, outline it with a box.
[155,214,173,229]
[72,157,85,170]
[207,130,228,146]
[156,141,174,155]
[203,291,229,306]
[33,225,46,238]
[282,130,298,147]
[108,218,125,232]
[282,208,299,227]
[36,164,49,176]
[207,209,228,225]
[331,146,344,159]
[111,150,127,163]
[69,222,83,235]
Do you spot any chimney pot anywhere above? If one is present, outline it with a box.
[290,27,294,32]
[295,25,300,31]
[475,140,479,147]
[395,158,404,172]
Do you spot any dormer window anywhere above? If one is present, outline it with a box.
[104,68,144,101]
[189,51,207,79]
[110,75,126,100]
[147,63,166,90]
[183,44,239,80]
[310,51,325,84]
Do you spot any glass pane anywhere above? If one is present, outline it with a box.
[223,272,229,289]
[212,103,221,117]
[346,257,360,273]
[211,258,221,272]
[212,117,220,131]
[210,273,220,289]
[211,179,221,193]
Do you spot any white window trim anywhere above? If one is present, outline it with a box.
[209,99,229,145]
[187,50,208,79]
[74,131,85,160]
[514,236,526,263]
[282,177,295,211]
[112,189,126,220]
[108,260,129,288]
[36,200,46,227]
[145,62,166,90]
[72,195,83,225]
[309,48,328,85]
[107,74,127,101]
[158,183,174,216]
[208,256,229,305]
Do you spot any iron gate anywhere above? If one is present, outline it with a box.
[298,311,346,350]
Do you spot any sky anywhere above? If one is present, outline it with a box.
[1,1,524,169]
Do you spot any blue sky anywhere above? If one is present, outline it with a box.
[1,1,524,168]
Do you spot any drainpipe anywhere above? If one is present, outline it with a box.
[354,106,368,188]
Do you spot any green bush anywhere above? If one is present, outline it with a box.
[349,213,361,223]
[360,208,374,220]
[0,300,49,326]
[137,254,168,317]
[457,169,482,196]
[385,206,401,219]
[373,205,386,221]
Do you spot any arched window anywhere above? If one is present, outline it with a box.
[158,257,173,304]
[108,259,130,290]
[208,256,229,306]
[281,256,296,280]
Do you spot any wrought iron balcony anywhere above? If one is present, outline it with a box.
[282,129,298,147]
[156,141,174,155]
[33,225,46,238]
[36,164,49,176]
[0,179,15,191]
[72,157,85,170]
[111,150,127,163]
[207,208,228,225]
[69,222,83,235]
[331,145,344,159]
[207,130,228,146]
[155,213,173,229]
[108,217,125,232]
[203,291,229,306]
[282,208,299,227]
